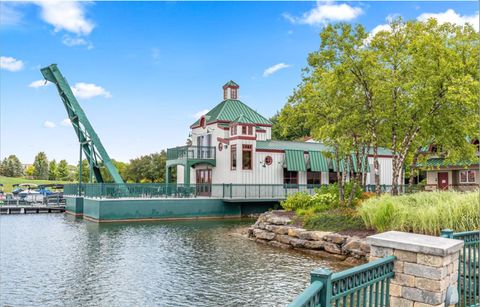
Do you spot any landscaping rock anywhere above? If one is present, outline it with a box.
[299,231,331,241]
[287,228,307,238]
[325,233,347,244]
[266,215,291,225]
[295,248,348,261]
[265,225,291,235]
[253,229,275,241]
[303,240,325,250]
[324,242,343,254]
[359,241,371,253]
[343,238,362,251]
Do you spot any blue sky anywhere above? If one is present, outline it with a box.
[1,1,478,164]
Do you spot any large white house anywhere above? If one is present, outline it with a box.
[166,81,397,193]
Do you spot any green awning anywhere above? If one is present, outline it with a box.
[309,151,329,172]
[285,150,307,172]
[332,155,371,173]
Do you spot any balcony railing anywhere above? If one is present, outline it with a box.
[167,146,216,161]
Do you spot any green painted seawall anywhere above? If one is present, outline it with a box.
[65,197,84,216]
[81,198,278,222]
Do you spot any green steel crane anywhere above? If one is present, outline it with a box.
[41,64,124,184]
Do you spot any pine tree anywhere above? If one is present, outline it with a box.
[48,160,58,180]
[57,160,70,181]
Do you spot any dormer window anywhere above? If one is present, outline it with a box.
[230,125,237,136]
[242,125,247,135]
[200,116,206,129]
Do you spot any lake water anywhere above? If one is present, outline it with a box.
[0,214,346,306]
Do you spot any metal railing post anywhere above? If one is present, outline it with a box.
[311,268,332,307]
[440,229,454,239]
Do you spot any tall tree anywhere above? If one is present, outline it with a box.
[32,152,49,180]
[0,155,24,177]
[57,160,70,181]
[371,18,479,194]
[48,160,58,180]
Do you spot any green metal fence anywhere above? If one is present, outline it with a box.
[63,183,422,199]
[289,256,396,307]
[63,183,324,199]
[441,229,480,307]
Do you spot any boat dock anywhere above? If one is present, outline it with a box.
[0,205,66,215]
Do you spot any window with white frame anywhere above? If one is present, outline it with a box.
[459,170,476,183]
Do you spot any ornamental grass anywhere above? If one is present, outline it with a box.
[358,191,479,235]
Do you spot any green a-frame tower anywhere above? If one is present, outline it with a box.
[41,64,124,184]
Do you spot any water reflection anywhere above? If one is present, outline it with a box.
[1,214,346,306]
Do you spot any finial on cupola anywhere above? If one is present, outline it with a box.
[223,80,239,100]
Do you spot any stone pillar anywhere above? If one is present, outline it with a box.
[367,231,463,307]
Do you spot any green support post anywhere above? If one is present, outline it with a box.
[79,144,83,195]
[41,64,124,184]
[440,229,454,238]
[311,268,332,307]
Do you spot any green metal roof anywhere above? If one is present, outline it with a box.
[191,99,272,127]
[223,80,239,87]
[232,114,255,124]
[417,158,479,168]
[256,140,393,156]
[285,150,307,172]
[308,151,329,172]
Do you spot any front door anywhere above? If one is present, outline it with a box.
[196,169,212,196]
[437,172,449,190]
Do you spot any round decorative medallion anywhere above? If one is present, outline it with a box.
[265,156,272,165]
[218,143,223,151]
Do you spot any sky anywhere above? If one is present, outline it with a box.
[1,1,478,164]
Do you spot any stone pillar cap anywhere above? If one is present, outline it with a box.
[367,231,463,256]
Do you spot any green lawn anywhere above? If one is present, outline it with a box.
[0,176,71,193]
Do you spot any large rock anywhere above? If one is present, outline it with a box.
[287,228,307,238]
[303,240,325,250]
[266,215,292,225]
[275,234,306,248]
[325,233,347,244]
[359,241,371,253]
[343,238,362,251]
[265,225,291,235]
[324,242,343,254]
[253,229,275,241]
[299,231,331,241]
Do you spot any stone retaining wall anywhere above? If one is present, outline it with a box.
[248,211,370,264]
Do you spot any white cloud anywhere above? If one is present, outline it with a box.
[62,35,94,49]
[193,109,209,119]
[35,1,94,36]
[60,118,72,127]
[0,56,24,72]
[283,1,363,26]
[0,2,23,26]
[29,80,50,88]
[71,82,112,99]
[417,9,479,31]
[43,121,56,128]
[263,63,291,77]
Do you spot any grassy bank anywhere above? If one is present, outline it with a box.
[0,176,70,193]
[359,191,479,235]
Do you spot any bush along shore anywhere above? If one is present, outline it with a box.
[248,211,371,264]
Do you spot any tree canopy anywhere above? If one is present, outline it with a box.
[274,18,479,196]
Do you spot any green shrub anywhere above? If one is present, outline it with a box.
[359,191,480,235]
[303,208,365,232]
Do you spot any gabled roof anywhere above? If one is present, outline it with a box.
[191,99,272,128]
[232,114,255,125]
[223,80,239,88]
